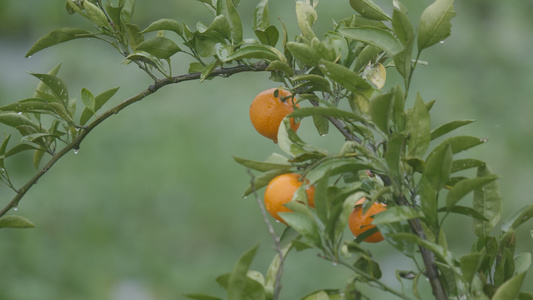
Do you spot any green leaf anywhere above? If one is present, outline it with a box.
[318,59,372,93]
[255,26,279,47]
[418,0,456,51]
[451,158,485,173]
[136,37,181,59]
[286,41,319,67]
[253,0,270,30]
[33,64,62,98]
[349,0,391,21]
[385,133,405,176]
[339,27,403,56]
[226,245,264,300]
[183,294,222,300]
[265,242,292,294]
[369,92,394,134]
[354,44,381,73]
[291,74,331,93]
[290,106,365,123]
[406,93,431,157]
[243,169,287,197]
[474,165,502,236]
[83,1,109,28]
[142,18,183,36]
[232,156,291,172]
[459,251,484,285]
[390,232,457,267]
[279,212,322,249]
[0,112,40,130]
[437,206,488,222]
[423,144,453,190]
[392,2,414,46]
[353,257,382,280]
[430,119,475,140]
[26,28,94,57]
[30,73,69,104]
[81,88,95,112]
[492,272,527,300]
[501,205,533,233]
[296,1,317,39]
[446,176,499,209]
[217,0,242,43]
[224,45,279,62]
[0,215,36,229]
[514,253,531,275]
[372,206,422,224]
[125,23,145,49]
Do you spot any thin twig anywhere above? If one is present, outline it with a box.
[0,62,269,218]
[247,169,285,300]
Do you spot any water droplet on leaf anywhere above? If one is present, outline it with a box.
[73,149,79,154]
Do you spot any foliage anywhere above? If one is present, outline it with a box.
[1,0,532,299]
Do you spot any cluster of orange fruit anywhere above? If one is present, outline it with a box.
[249,89,387,243]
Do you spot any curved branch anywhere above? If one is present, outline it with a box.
[0,61,269,218]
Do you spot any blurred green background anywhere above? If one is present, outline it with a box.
[0,0,532,299]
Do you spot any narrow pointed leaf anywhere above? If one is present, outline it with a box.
[369,92,394,134]
[431,119,475,140]
[26,28,94,57]
[232,156,291,172]
[406,93,431,157]
[446,176,499,208]
[501,205,533,233]
[224,45,279,62]
[423,144,453,190]
[474,165,502,236]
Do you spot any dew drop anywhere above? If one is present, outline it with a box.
[439,40,445,44]
[73,149,79,154]
[17,112,22,115]
[332,262,338,267]
[13,207,18,211]
[27,56,32,58]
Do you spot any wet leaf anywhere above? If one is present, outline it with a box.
[446,175,499,209]
[437,205,488,222]
[83,1,109,28]
[474,165,502,236]
[30,73,69,104]
[418,0,456,51]
[459,251,484,285]
[290,106,365,123]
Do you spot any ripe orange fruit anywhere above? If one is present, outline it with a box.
[249,88,300,143]
[264,173,315,224]
[348,198,387,243]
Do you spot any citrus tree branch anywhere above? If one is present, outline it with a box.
[0,62,269,218]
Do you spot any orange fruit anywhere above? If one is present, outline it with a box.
[348,198,387,243]
[264,173,315,224]
[249,88,300,143]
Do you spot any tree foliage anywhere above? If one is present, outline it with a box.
[1,0,532,299]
